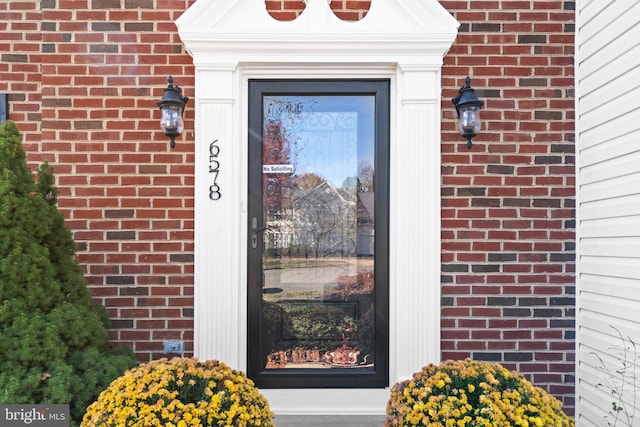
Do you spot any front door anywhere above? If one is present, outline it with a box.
[247,80,389,388]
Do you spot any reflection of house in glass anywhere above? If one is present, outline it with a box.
[356,192,374,256]
[264,180,374,258]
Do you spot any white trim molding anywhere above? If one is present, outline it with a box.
[177,0,459,416]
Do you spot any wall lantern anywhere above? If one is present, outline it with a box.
[157,76,188,149]
[452,76,484,149]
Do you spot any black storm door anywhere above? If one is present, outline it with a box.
[248,80,389,388]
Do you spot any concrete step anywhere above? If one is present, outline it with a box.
[274,415,385,426]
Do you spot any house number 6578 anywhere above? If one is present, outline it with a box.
[209,139,221,200]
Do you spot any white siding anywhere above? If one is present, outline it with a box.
[578,0,640,425]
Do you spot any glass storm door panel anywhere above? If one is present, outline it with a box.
[248,80,389,388]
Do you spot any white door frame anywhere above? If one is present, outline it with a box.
[177,0,458,415]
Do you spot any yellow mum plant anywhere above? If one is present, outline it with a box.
[385,359,574,427]
[82,357,274,427]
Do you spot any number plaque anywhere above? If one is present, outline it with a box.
[209,139,221,200]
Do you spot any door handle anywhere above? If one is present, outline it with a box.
[251,217,258,249]
[251,217,272,249]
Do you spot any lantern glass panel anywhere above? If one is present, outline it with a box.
[160,104,184,134]
[458,105,481,137]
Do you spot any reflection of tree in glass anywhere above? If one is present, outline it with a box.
[285,304,355,343]
[263,120,294,222]
[296,172,325,190]
[263,98,308,256]
[331,271,375,362]
[357,160,374,192]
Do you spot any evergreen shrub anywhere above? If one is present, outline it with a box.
[0,121,136,426]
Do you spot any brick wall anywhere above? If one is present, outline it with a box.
[266,0,371,21]
[45,0,197,360]
[0,0,42,151]
[1,0,575,414]
[1,0,198,361]
[440,0,576,412]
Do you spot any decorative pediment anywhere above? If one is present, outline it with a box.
[176,0,459,61]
